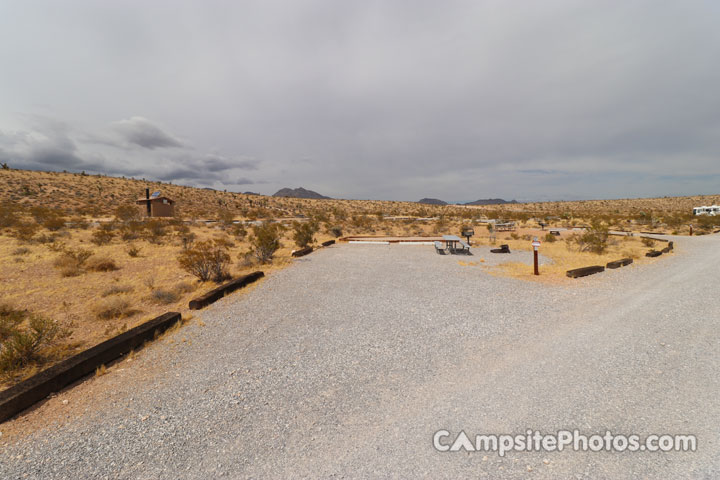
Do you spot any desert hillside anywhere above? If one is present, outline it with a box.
[1,168,718,220]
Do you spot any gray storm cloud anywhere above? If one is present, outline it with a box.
[0,0,719,201]
[113,117,183,150]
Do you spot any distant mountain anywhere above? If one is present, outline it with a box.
[464,198,518,206]
[243,191,262,196]
[272,187,331,199]
[418,198,448,205]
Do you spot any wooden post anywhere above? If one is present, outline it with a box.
[532,237,541,276]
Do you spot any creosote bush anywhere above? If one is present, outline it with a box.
[0,204,20,228]
[248,221,282,264]
[178,240,231,282]
[87,257,119,272]
[53,247,94,277]
[12,222,39,242]
[568,221,610,254]
[0,304,71,377]
[114,204,140,222]
[292,220,318,248]
[145,219,168,244]
[91,224,116,245]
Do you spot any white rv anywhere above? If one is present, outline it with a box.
[693,205,720,216]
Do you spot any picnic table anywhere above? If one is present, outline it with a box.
[435,235,471,254]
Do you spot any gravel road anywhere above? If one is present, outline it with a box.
[1,235,719,479]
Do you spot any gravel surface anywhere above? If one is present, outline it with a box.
[1,235,719,479]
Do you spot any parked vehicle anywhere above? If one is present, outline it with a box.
[693,205,720,216]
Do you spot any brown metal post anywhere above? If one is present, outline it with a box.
[534,249,539,275]
[145,188,151,217]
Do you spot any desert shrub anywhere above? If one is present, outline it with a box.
[42,215,66,231]
[695,215,717,231]
[35,232,61,244]
[292,221,319,248]
[510,232,520,240]
[328,225,343,238]
[102,285,133,297]
[571,221,609,254]
[29,206,53,223]
[431,216,446,234]
[0,307,70,375]
[127,244,141,257]
[145,220,167,244]
[351,215,373,231]
[239,252,258,268]
[11,222,39,242]
[0,205,19,229]
[173,221,190,234]
[45,240,67,252]
[91,224,116,245]
[0,305,26,342]
[543,233,557,243]
[218,208,235,226]
[115,204,140,222]
[87,257,119,272]
[178,240,231,282]
[120,220,144,240]
[150,288,180,305]
[181,233,196,250]
[641,237,656,247]
[149,281,197,305]
[53,247,93,277]
[214,235,236,249]
[12,247,31,255]
[231,224,247,239]
[248,222,282,264]
[94,298,133,320]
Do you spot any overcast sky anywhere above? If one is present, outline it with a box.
[1,1,719,202]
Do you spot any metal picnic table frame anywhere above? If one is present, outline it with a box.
[442,235,465,254]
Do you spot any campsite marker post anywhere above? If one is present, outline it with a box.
[531,237,541,276]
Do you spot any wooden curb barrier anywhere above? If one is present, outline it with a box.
[291,246,313,257]
[0,312,181,423]
[606,258,633,269]
[646,250,662,258]
[321,240,335,247]
[566,265,605,278]
[189,271,264,310]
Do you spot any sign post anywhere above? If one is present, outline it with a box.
[531,237,541,276]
